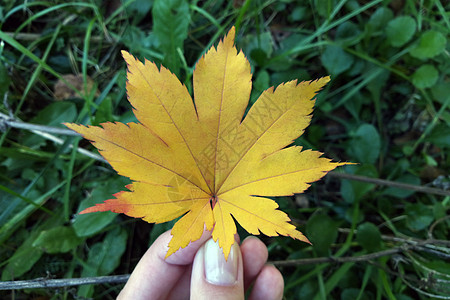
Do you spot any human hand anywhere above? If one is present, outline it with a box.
[118,229,284,300]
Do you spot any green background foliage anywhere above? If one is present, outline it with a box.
[0,0,449,299]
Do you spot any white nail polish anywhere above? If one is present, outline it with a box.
[204,239,238,286]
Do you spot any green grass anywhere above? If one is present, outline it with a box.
[1,0,449,299]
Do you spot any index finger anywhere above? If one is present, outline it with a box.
[118,228,211,300]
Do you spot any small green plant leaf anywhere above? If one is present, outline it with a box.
[386,16,416,47]
[356,222,382,251]
[152,0,190,75]
[1,231,43,281]
[426,124,450,148]
[95,228,128,274]
[321,45,354,76]
[368,7,393,33]
[306,213,338,256]
[78,227,128,297]
[341,165,378,204]
[335,21,362,46]
[347,124,380,164]
[412,64,438,89]
[405,203,434,231]
[410,30,446,59]
[32,226,83,254]
[431,82,450,104]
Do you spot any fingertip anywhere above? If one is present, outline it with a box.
[241,236,268,289]
[249,265,284,300]
[118,228,211,299]
[241,236,268,261]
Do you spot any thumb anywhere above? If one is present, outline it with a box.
[191,238,244,300]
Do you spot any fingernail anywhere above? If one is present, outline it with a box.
[204,239,238,286]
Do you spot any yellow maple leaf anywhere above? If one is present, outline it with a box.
[65,27,347,260]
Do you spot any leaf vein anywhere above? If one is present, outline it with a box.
[219,197,290,233]
[219,165,323,195]
[213,45,229,193]
[93,130,209,194]
[217,90,309,192]
[131,59,212,194]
